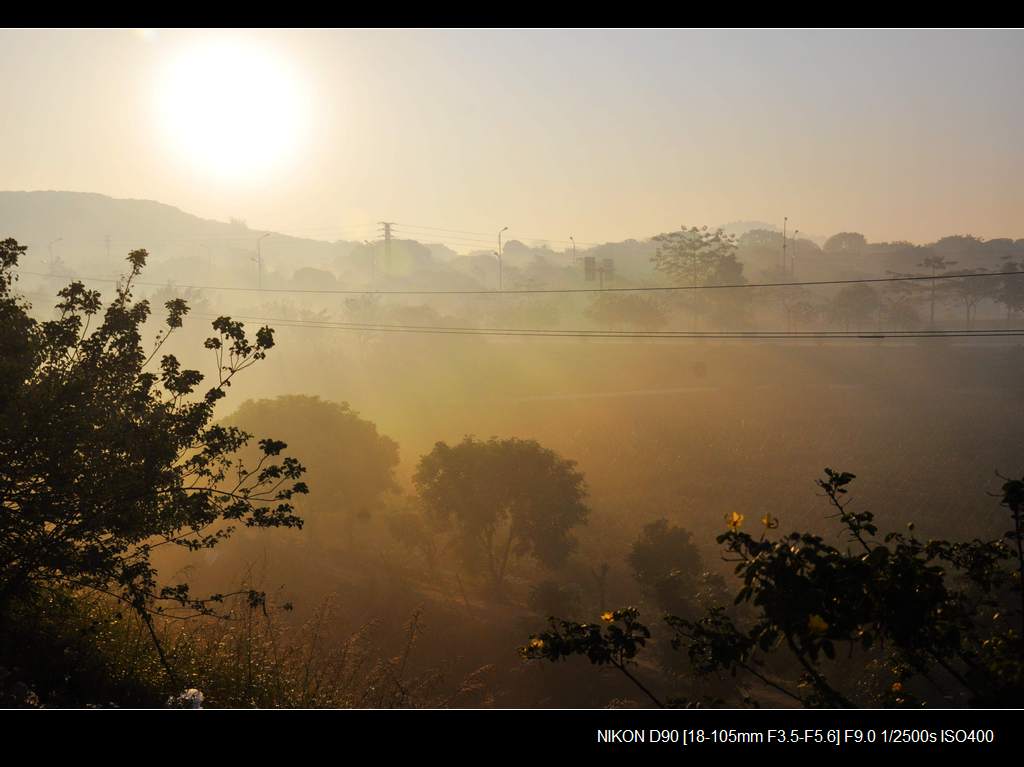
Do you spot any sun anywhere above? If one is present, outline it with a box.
[155,39,310,181]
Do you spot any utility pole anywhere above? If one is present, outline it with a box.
[792,229,799,277]
[570,235,576,265]
[497,226,508,290]
[256,232,272,290]
[378,222,395,274]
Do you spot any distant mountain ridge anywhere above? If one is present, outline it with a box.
[0,190,364,281]
[0,190,259,250]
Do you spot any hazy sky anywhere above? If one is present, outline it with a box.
[2,28,1022,248]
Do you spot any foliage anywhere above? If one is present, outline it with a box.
[831,283,880,331]
[880,272,924,329]
[585,293,667,332]
[737,228,782,251]
[651,226,743,287]
[0,586,466,708]
[823,232,867,255]
[386,502,442,573]
[932,234,985,258]
[917,253,958,274]
[627,519,704,617]
[775,285,820,331]
[996,259,1024,319]
[221,395,399,543]
[527,579,582,620]
[939,268,993,327]
[0,238,308,669]
[413,436,589,595]
[519,607,662,707]
[521,467,1024,708]
[916,254,958,325]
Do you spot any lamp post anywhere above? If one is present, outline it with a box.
[570,235,576,265]
[781,216,787,273]
[792,229,799,277]
[497,226,508,290]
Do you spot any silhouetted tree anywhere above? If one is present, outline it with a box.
[414,436,589,596]
[823,232,867,255]
[880,272,924,329]
[522,468,1024,708]
[628,519,704,617]
[918,254,958,326]
[222,395,399,547]
[775,284,819,332]
[940,268,991,328]
[996,258,1024,322]
[652,226,741,287]
[585,293,667,332]
[0,238,307,679]
[932,234,985,259]
[831,283,881,331]
[652,226,743,329]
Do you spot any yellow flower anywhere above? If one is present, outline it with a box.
[601,611,615,623]
[891,682,903,693]
[760,513,779,529]
[725,511,744,530]
[529,638,545,650]
[807,614,829,635]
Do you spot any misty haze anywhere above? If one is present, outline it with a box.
[1,28,1022,712]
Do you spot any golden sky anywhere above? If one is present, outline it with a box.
[2,28,1021,247]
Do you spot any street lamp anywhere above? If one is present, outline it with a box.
[497,226,508,290]
[792,229,799,277]
[782,216,788,273]
[569,235,576,265]
[255,232,272,290]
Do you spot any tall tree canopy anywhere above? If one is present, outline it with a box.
[823,232,867,255]
[413,436,589,594]
[221,395,399,542]
[651,225,743,287]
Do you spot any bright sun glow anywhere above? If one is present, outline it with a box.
[156,40,309,181]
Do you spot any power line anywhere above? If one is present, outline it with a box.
[18,268,1024,297]
[390,228,497,246]
[391,222,493,237]
[216,313,1024,336]
[196,312,1024,341]
[19,266,1022,341]
[392,223,605,247]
